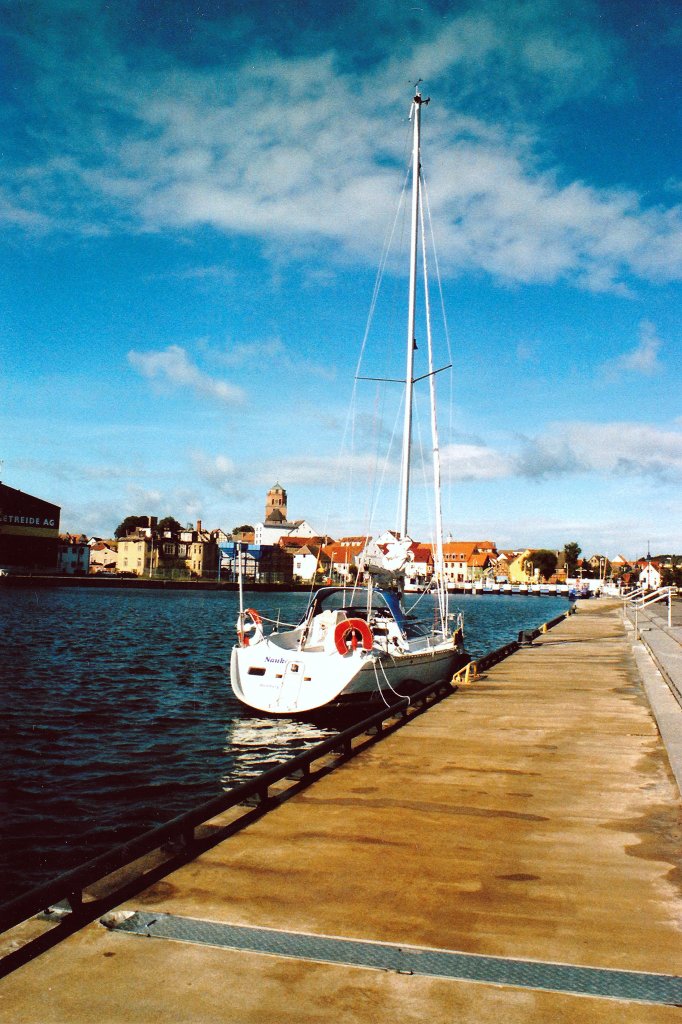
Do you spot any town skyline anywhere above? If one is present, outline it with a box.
[59,509,680,590]
[5,473,676,565]
[70,497,675,567]
[2,2,680,558]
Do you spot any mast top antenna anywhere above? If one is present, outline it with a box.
[412,78,430,105]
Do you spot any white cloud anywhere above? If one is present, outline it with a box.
[13,455,136,483]
[566,421,682,477]
[150,265,235,286]
[127,345,245,404]
[269,452,383,488]
[0,191,53,231]
[515,420,682,480]
[206,336,335,381]
[3,3,682,293]
[603,320,663,377]
[441,443,514,480]
[407,418,682,484]
[190,452,246,498]
[196,417,682,508]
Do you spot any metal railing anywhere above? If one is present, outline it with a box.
[623,587,681,708]
[623,586,675,634]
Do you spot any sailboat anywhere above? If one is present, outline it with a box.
[230,89,469,715]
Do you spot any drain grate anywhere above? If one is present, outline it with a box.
[105,911,682,1006]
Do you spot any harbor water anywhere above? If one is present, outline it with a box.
[0,587,570,903]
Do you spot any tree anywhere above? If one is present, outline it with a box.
[114,515,148,539]
[232,524,254,534]
[532,550,558,582]
[662,557,682,588]
[158,516,182,533]
[563,542,582,575]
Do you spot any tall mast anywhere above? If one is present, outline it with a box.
[419,188,447,632]
[398,89,428,538]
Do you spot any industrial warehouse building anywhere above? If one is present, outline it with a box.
[0,482,60,572]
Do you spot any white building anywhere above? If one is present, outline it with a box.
[58,534,91,575]
[254,519,316,546]
[638,560,663,591]
[89,541,118,573]
[292,544,330,582]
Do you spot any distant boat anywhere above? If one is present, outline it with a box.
[230,89,469,715]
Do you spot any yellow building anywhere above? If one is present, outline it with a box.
[116,524,217,578]
[507,549,536,584]
[116,535,154,576]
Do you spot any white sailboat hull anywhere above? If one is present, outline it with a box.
[230,631,466,715]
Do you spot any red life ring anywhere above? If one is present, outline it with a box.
[238,608,262,647]
[334,618,373,655]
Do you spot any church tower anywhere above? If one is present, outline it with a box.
[265,482,287,522]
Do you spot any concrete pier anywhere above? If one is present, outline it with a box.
[1,600,681,1022]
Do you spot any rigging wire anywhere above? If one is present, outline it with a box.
[313,163,412,570]
[421,168,454,368]
[365,390,404,542]
[341,166,412,536]
[421,168,456,530]
[351,165,412,383]
[419,173,448,634]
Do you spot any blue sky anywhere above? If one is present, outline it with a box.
[1,0,680,559]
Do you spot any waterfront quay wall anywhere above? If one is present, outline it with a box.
[1,601,681,1022]
[0,573,312,592]
[2,574,575,595]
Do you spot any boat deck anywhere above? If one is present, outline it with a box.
[1,600,681,1022]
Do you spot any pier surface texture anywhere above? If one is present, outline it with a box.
[2,600,681,1023]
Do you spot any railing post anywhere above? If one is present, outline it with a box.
[67,890,83,916]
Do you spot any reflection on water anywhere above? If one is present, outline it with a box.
[222,716,339,786]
